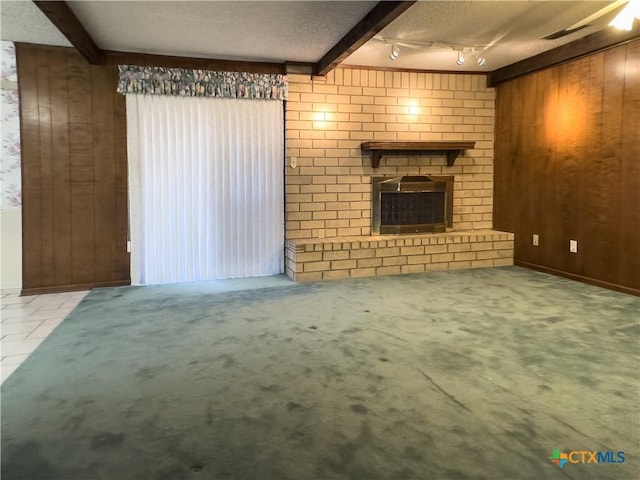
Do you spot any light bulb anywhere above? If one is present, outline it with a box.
[609,0,640,31]
[389,44,400,60]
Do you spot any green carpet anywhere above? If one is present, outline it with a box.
[2,266,639,480]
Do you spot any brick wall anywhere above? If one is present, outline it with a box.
[285,67,495,240]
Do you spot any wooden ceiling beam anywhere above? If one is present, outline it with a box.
[33,1,103,65]
[488,26,640,87]
[314,1,416,77]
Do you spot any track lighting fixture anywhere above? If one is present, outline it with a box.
[374,35,490,68]
[389,43,400,60]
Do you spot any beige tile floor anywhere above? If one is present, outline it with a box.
[0,289,89,383]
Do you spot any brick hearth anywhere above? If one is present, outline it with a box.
[286,230,514,282]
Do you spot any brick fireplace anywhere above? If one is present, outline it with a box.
[372,175,453,234]
[284,67,513,281]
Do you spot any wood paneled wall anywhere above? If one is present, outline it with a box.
[17,41,639,294]
[18,45,130,294]
[494,40,640,295]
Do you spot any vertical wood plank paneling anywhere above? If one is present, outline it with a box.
[112,66,130,280]
[18,45,130,293]
[530,67,545,268]
[560,60,583,275]
[91,66,116,281]
[494,39,640,294]
[580,52,606,283]
[587,46,625,284]
[50,50,72,286]
[67,54,96,286]
[517,72,538,265]
[492,81,515,231]
[492,86,507,228]
[36,48,55,287]
[582,50,606,283]
[17,48,43,290]
[618,41,640,288]
[540,66,563,271]
[575,54,594,277]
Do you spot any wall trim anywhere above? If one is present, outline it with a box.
[21,279,131,297]
[515,260,640,297]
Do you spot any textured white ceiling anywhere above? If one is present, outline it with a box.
[67,0,378,63]
[0,1,72,47]
[344,1,618,71]
[0,1,631,71]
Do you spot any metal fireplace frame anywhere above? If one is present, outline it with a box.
[371,175,454,235]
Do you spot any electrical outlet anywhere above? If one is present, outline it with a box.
[532,234,539,246]
[569,239,578,253]
[126,240,131,253]
[290,157,297,169]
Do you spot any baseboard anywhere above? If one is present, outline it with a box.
[0,282,22,292]
[515,261,640,297]
[21,279,131,296]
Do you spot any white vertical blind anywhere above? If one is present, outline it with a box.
[126,94,284,285]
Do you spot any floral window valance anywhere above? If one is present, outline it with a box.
[117,65,287,100]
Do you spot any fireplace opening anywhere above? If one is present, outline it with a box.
[372,175,453,235]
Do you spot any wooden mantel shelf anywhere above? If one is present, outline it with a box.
[361,141,476,168]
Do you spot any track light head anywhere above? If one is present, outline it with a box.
[476,55,486,66]
[456,51,465,65]
[389,44,400,60]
